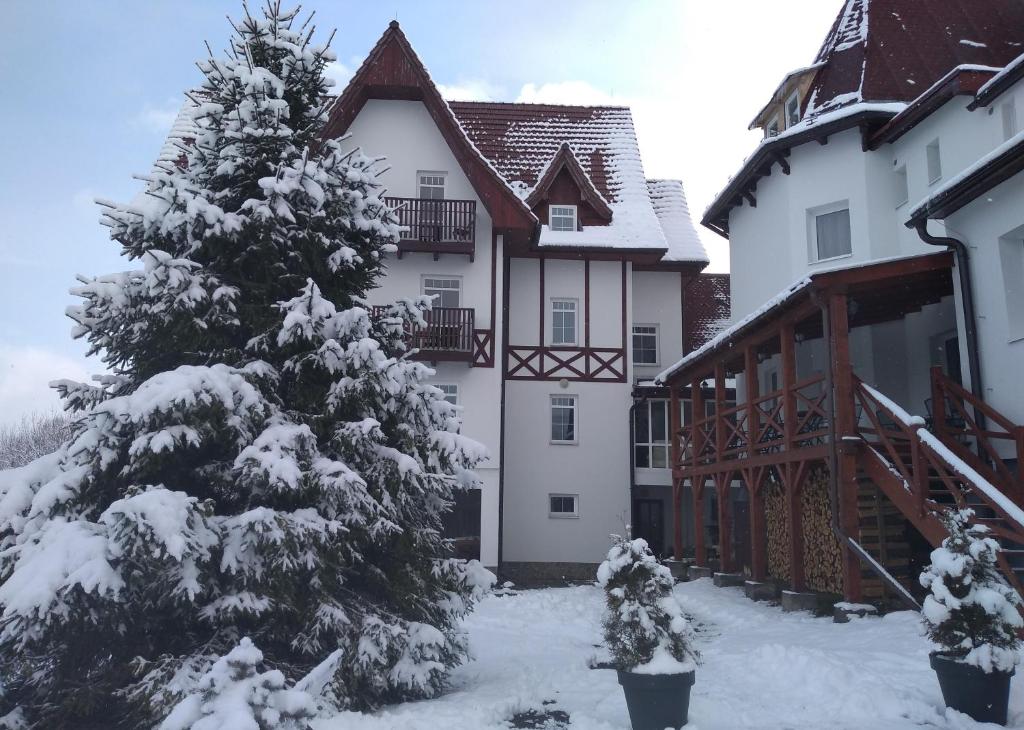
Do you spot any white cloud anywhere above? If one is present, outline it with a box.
[515,81,619,106]
[0,346,92,426]
[323,61,353,90]
[132,98,183,135]
[437,79,499,102]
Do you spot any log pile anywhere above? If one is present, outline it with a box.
[764,477,790,582]
[801,468,844,595]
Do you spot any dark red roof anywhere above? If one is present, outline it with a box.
[684,274,731,354]
[807,0,1024,114]
[448,102,630,203]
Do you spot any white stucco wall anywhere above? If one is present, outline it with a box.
[344,98,503,566]
[632,270,684,383]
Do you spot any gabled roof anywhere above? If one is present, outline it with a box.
[805,0,1024,116]
[323,21,537,236]
[449,101,672,253]
[525,142,613,221]
[646,180,708,264]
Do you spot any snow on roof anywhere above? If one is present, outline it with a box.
[450,102,669,252]
[909,127,1024,219]
[976,50,1024,99]
[646,180,708,263]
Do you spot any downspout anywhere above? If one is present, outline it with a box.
[820,297,922,611]
[911,220,985,428]
[628,399,641,539]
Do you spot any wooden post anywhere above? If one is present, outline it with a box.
[744,350,766,581]
[779,323,805,590]
[692,380,705,464]
[670,386,683,559]
[830,293,862,602]
[714,363,727,461]
[694,478,706,566]
[745,346,760,455]
[717,473,733,573]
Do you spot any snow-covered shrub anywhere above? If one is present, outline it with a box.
[597,536,698,674]
[0,3,494,726]
[160,638,316,730]
[0,412,70,470]
[920,509,1022,672]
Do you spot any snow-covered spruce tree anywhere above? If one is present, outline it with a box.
[597,537,697,673]
[0,3,493,727]
[920,509,1022,672]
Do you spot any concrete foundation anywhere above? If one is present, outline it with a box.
[781,590,819,613]
[687,565,713,580]
[744,580,781,601]
[713,572,745,588]
[833,602,880,623]
[499,562,599,588]
[664,559,692,582]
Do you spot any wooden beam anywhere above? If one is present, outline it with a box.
[779,323,805,590]
[829,292,863,602]
[671,386,683,560]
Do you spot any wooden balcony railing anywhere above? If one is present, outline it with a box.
[373,306,475,361]
[383,197,476,258]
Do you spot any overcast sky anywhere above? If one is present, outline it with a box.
[0,0,842,425]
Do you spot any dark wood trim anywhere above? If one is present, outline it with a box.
[505,346,626,382]
[620,261,628,355]
[584,259,591,348]
[539,256,546,346]
[525,142,614,221]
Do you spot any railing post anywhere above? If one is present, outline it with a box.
[692,380,704,464]
[670,385,684,560]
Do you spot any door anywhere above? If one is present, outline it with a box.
[634,499,665,557]
[442,488,481,560]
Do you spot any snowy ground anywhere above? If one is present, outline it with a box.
[316,578,1024,729]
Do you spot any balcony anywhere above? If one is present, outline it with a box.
[373,306,477,362]
[384,197,477,260]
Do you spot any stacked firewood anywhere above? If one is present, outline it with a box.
[801,468,844,595]
[764,478,790,582]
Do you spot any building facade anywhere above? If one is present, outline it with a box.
[318,23,719,577]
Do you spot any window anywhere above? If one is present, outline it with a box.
[999,233,1024,341]
[810,204,852,261]
[893,164,908,208]
[549,493,579,518]
[632,324,659,365]
[551,299,578,345]
[1002,102,1018,142]
[550,395,577,443]
[765,118,780,138]
[422,276,461,308]
[549,205,577,232]
[926,139,942,184]
[634,399,669,469]
[438,384,459,405]
[785,91,800,128]
[418,172,446,199]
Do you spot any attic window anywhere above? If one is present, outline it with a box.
[785,91,800,128]
[766,118,780,138]
[549,205,578,232]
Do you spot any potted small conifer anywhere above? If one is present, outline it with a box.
[920,509,1022,725]
[598,536,699,730]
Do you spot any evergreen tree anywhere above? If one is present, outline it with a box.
[920,509,1022,673]
[597,537,697,673]
[0,3,493,726]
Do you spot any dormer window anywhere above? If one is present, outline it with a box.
[766,118,780,138]
[549,205,577,232]
[785,91,800,128]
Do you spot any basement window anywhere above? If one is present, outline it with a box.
[549,205,578,232]
[549,493,579,518]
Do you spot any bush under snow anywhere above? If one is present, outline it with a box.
[920,509,1022,672]
[597,536,698,674]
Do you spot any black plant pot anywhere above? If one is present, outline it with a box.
[617,669,695,730]
[930,651,1015,725]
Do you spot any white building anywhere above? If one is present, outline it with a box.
[319,22,716,579]
[655,0,1024,606]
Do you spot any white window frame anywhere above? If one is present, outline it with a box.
[765,117,780,138]
[632,324,660,366]
[549,204,578,232]
[807,201,852,263]
[548,493,579,518]
[550,298,578,346]
[550,394,578,445]
[926,139,942,184]
[785,91,800,128]
[437,383,459,405]
[1002,101,1018,142]
[893,164,909,208]
[417,171,447,200]
[634,399,670,469]
[421,275,462,309]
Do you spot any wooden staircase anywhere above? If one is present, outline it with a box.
[851,375,1024,602]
